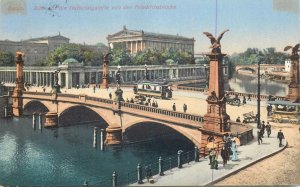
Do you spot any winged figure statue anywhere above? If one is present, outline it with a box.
[203,29,229,53]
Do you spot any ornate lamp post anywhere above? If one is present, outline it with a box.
[114,65,124,103]
[144,64,149,80]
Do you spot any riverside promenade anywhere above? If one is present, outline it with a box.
[133,126,286,186]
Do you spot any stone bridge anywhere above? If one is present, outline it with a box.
[22,91,205,147]
[235,64,285,74]
[22,92,253,148]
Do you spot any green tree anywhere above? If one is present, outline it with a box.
[0,51,14,66]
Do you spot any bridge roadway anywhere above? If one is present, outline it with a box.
[21,86,257,148]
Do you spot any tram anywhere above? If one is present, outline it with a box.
[268,100,300,124]
[133,81,172,99]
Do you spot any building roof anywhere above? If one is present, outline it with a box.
[107,25,194,41]
[61,58,82,66]
[23,34,70,42]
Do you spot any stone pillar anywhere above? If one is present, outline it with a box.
[130,41,133,55]
[12,52,25,117]
[45,112,58,128]
[79,71,85,86]
[105,126,122,145]
[101,54,110,89]
[286,49,300,102]
[135,41,138,53]
[203,53,230,134]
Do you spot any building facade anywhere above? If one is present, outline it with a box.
[107,26,195,55]
[0,34,70,66]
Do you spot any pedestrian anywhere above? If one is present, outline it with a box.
[172,103,176,111]
[209,148,216,166]
[152,101,155,107]
[93,85,96,93]
[247,94,251,101]
[221,146,229,167]
[266,122,272,138]
[261,121,266,137]
[126,98,129,102]
[236,116,241,122]
[130,98,134,103]
[257,130,263,145]
[183,103,187,113]
[267,104,272,116]
[109,92,112,100]
[277,129,285,147]
[155,101,158,108]
[243,95,246,104]
[231,140,238,161]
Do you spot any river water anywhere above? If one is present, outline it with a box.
[184,74,288,97]
[0,117,194,186]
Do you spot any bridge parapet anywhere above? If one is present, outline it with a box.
[121,102,204,127]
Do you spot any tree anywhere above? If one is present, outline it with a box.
[0,51,14,66]
[42,44,104,66]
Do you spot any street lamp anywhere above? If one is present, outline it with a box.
[256,55,262,129]
[204,64,209,89]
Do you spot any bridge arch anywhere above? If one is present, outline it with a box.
[58,105,109,127]
[123,119,200,146]
[236,67,256,74]
[23,100,50,114]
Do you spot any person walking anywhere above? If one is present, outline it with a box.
[93,85,96,93]
[109,92,112,100]
[172,103,176,111]
[231,140,238,161]
[243,96,246,104]
[261,121,266,137]
[221,146,229,167]
[247,94,251,101]
[183,104,187,113]
[236,117,241,122]
[257,130,263,145]
[277,129,285,147]
[266,122,272,138]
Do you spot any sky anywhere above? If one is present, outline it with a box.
[0,0,299,54]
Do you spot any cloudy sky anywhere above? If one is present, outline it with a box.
[0,0,299,54]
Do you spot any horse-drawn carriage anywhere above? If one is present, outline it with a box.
[225,95,241,106]
[242,111,257,123]
[268,100,300,124]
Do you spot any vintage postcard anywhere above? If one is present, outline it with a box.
[0,0,299,186]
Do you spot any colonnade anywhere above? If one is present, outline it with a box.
[0,64,228,89]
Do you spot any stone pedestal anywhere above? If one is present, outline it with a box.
[105,126,122,145]
[203,53,230,134]
[45,112,58,128]
[101,55,110,89]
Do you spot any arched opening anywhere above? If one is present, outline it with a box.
[24,100,49,115]
[59,105,107,127]
[124,122,194,149]
[237,67,256,74]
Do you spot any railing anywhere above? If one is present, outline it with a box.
[121,102,204,123]
[23,91,52,96]
[86,96,113,104]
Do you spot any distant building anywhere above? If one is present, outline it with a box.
[0,34,70,65]
[0,34,108,66]
[285,59,291,72]
[107,26,195,55]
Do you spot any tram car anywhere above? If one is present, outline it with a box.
[133,81,172,99]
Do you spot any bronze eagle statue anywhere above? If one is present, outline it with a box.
[284,44,300,55]
[203,29,229,53]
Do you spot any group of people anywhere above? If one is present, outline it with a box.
[207,134,239,170]
[257,121,272,145]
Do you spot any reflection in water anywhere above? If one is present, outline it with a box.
[0,117,194,186]
[228,74,288,96]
